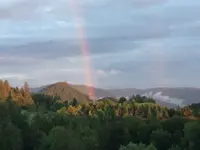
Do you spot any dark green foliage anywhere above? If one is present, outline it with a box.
[169,145,182,150]
[150,129,172,150]
[32,93,59,111]
[40,126,69,150]
[0,122,23,150]
[31,113,54,134]
[70,98,79,106]
[161,117,188,146]
[99,121,131,150]
[183,121,200,150]
[119,97,127,103]
[120,142,157,150]
[138,120,161,145]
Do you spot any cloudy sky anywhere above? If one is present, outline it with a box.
[0,0,200,88]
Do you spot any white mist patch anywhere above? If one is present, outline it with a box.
[143,92,185,106]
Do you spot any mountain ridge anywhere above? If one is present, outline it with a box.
[30,82,200,107]
[34,82,90,103]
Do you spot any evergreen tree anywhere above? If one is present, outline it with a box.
[24,81,30,97]
[151,129,171,150]
[120,142,157,150]
[23,81,33,105]
[40,126,69,150]
[0,122,23,150]
[71,98,78,106]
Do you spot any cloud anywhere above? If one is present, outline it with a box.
[143,92,185,106]
[97,69,121,78]
[0,0,167,20]
[1,0,200,89]
[55,21,70,27]
[0,54,85,86]
[0,73,29,80]
[1,36,200,88]
[110,69,121,75]
[43,6,53,12]
[0,56,39,65]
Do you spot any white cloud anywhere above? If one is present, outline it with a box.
[0,56,39,64]
[43,6,53,12]
[0,0,167,20]
[143,92,185,106]
[110,69,121,75]
[0,73,30,80]
[0,55,86,87]
[97,69,107,77]
[97,69,121,78]
[0,0,22,8]
[56,20,69,26]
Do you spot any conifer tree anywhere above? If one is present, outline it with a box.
[24,81,30,96]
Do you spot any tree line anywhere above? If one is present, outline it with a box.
[0,80,33,106]
[0,80,200,150]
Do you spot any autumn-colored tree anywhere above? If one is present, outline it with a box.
[3,80,10,98]
[22,81,33,105]
[183,107,192,117]
[0,80,5,100]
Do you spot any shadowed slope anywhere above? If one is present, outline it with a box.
[40,82,90,103]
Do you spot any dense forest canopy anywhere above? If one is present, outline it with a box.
[0,80,200,150]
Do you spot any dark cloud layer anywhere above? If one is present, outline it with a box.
[0,0,200,88]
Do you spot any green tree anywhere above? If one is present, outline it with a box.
[99,121,131,150]
[23,81,33,105]
[119,97,127,103]
[0,122,23,150]
[40,126,69,150]
[32,94,57,111]
[161,117,187,146]
[79,127,99,150]
[168,145,182,150]
[71,98,78,106]
[31,113,53,134]
[138,121,161,145]
[135,94,144,103]
[184,121,200,150]
[151,129,171,150]
[24,81,30,95]
[119,142,157,150]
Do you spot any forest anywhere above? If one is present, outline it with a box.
[0,80,200,150]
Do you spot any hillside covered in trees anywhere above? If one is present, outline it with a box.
[40,82,90,103]
[1,80,200,150]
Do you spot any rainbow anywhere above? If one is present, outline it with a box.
[69,0,96,99]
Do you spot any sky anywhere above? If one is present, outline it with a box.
[0,0,200,89]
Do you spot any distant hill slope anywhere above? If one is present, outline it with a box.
[31,82,200,107]
[70,84,114,98]
[108,87,200,106]
[31,83,114,99]
[39,82,90,103]
[30,85,49,93]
